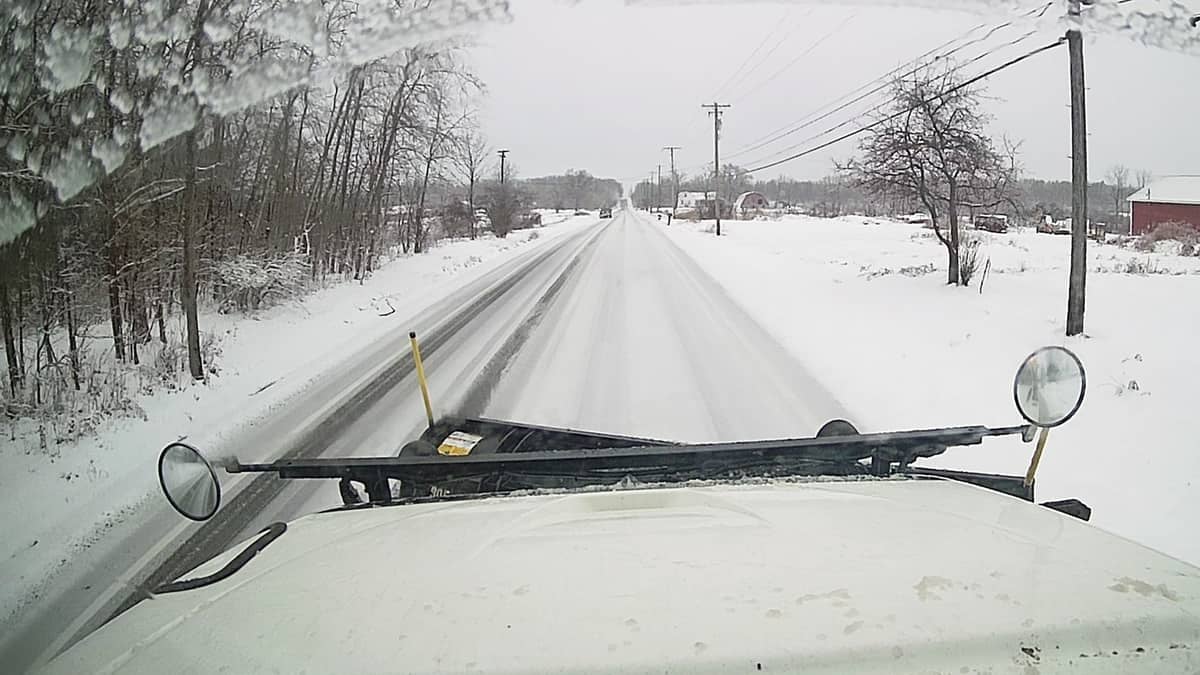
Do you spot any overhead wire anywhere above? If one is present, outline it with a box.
[708,7,800,102]
[737,26,1046,169]
[727,11,859,105]
[637,1,1062,186]
[678,8,808,147]
[740,37,1067,174]
[725,0,1055,161]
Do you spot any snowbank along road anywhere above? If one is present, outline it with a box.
[10,208,846,671]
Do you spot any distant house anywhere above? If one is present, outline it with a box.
[676,191,715,210]
[733,191,769,219]
[1126,176,1200,235]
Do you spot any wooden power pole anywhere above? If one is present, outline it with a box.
[1065,0,1087,336]
[656,164,662,213]
[702,102,730,236]
[497,149,509,184]
[663,146,680,216]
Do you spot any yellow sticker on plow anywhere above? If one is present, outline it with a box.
[438,431,483,456]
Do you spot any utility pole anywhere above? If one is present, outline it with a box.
[656,164,662,214]
[702,102,730,235]
[497,149,509,184]
[1065,0,1087,336]
[663,145,680,216]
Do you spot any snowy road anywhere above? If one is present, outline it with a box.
[487,209,846,441]
[13,209,847,671]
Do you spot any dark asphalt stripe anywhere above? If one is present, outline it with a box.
[455,222,609,418]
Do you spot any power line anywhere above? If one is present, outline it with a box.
[729,12,858,105]
[725,1,1054,161]
[742,37,1067,174]
[737,26,1046,169]
[709,8,799,102]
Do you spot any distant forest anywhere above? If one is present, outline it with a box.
[517,171,623,211]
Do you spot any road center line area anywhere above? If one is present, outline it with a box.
[6,209,845,671]
[486,210,847,441]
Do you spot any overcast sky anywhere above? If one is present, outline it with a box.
[466,0,1198,188]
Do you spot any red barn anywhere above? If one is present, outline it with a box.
[1127,176,1200,235]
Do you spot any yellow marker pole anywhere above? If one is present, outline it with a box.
[1023,427,1050,488]
[409,331,434,427]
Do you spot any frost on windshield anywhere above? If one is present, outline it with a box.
[0,0,509,244]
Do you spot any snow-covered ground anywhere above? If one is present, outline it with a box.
[0,214,592,628]
[661,212,1200,566]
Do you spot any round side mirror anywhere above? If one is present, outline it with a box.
[1013,346,1086,428]
[158,442,221,521]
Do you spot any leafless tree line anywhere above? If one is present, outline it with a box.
[0,0,501,435]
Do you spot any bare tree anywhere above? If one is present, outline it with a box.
[1105,165,1130,220]
[565,170,592,211]
[452,126,490,238]
[1136,169,1154,190]
[847,63,1018,286]
[488,165,521,238]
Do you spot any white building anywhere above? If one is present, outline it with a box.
[676,191,715,209]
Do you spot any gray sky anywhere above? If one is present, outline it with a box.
[468,0,1199,186]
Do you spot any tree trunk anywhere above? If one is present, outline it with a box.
[65,299,80,391]
[947,184,961,286]
[0,281,20,396]
[16,287,26,382]
[130,273,150,344]
[155,272,167,344]
[37,274,56,372]
[108,275,125,362]
[127,274,145,365]
[181,128,205,381]
[468,176,476,240]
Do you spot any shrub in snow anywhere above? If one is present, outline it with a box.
[1124,258,1160,275]
[958,233,983,286]
[859,263,936,280]
[1137,221,1199,256]
[211,252,311,313]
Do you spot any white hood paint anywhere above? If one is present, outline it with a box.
[41,478,1200,673]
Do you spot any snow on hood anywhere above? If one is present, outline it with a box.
[41,478,1200,674]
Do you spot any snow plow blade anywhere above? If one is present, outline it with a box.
[404,416,676,457]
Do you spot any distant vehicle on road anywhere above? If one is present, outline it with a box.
[599,207,612,218]
[973,214,1008,233]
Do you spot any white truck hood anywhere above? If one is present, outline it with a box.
[41,478,1200,674]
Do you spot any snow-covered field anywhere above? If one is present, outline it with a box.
[0,214,592,626]
[662,213,1200,566]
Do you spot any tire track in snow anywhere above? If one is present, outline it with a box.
[455,222,610,418]
[483,210,847,442]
